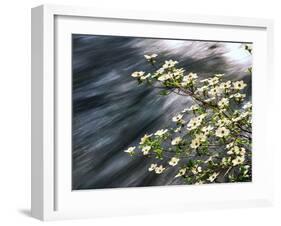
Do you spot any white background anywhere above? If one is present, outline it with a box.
[0,0,280,225]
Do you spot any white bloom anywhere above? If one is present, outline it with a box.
[201,125,214,135]
[140,134,152,144]
[197,113,207,121]
[190,138,201,149]
[182,72,198,83]
[226,142,234,149]
[220,81,231,89]
[196,85,208,93]
[187,118,201,131]
[208,77,220,85]
[144,53,158,60]
[218,98,229,108]
[142,146,151,155]
[171,137,182,145]
[131,71,145,78]
[243,102,252,109]
[207,172,219,182]
[181,108,189,113]
[233,80,247,90]
[175,168,186,178]
[200,78,209,83]
[140,73,151,81]
[174,127,181,132]
[182,76,191,82]
[204,97,215,103]
[241,111,250,118]
[155,165,165,174]
[173,68,185,79]
[216,118,231,127]
[154,129,168,137]
[163,60,178,69]
[188,105,199,111]
[155,67,165,75]
[124,146,136,154]
[191,166,202,175]
[230,93,246,101]
[158,73,173,81]
[232,156,245,166]
[228,146,246,156]
[215,127,230,138]
[181,73,197,86]
[208,86,222,96]
[181,81,190,87]
[187,114,206,131]
[169,157,180,166]
[148,163,157,171]
[221,157,231,166]
[215,74,224,78]
[195,133,207,142]
[227,146,239,155]
[172,114,183,122]
[232,116,242,122]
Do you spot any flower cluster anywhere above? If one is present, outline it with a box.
[125,46,252,184]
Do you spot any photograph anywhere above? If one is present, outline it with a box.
[72,34,252,190]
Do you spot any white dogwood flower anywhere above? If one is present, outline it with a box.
[204,97,216,103]
[201,125,214,135]
[148,163,157,171]
[140,134,152,144]
[142,146,151,155]
[124,146,136,154]
[218,98,229,108]
[155,165,165,174]
[172,114,183,122]
[158,73,173,81]
[208,77,220,85]
[232,156,245,166]
[171,137,182,145]
[191,166,202,174]
[226,142,234,149]
[196,85,208,93]
[188,105,199,111]
[208,86,222,96]
[233,80,247,90]
[187,118,201,131]
[140,73,151,81]
[163,60,178,69]
[175,168,186,178]
[131,71,145,78]
[195,133,207,142]
[190,138,201,149]
[243,102,252,109]
[169,157,180,166]
[154,129,168,137]
[220,81,231,89]
[216,118,231,127]
[144,53,158,60]
[215,127,230,138]
[207,172,219,182]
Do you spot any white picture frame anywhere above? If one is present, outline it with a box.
[31,4,274,221]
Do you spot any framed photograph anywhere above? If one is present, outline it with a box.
[31,4,274,221]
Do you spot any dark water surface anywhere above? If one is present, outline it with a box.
[72,34,252,189]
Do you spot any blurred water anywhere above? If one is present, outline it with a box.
[72,35,252,189]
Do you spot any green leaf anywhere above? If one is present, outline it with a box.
[159,90,170,96]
